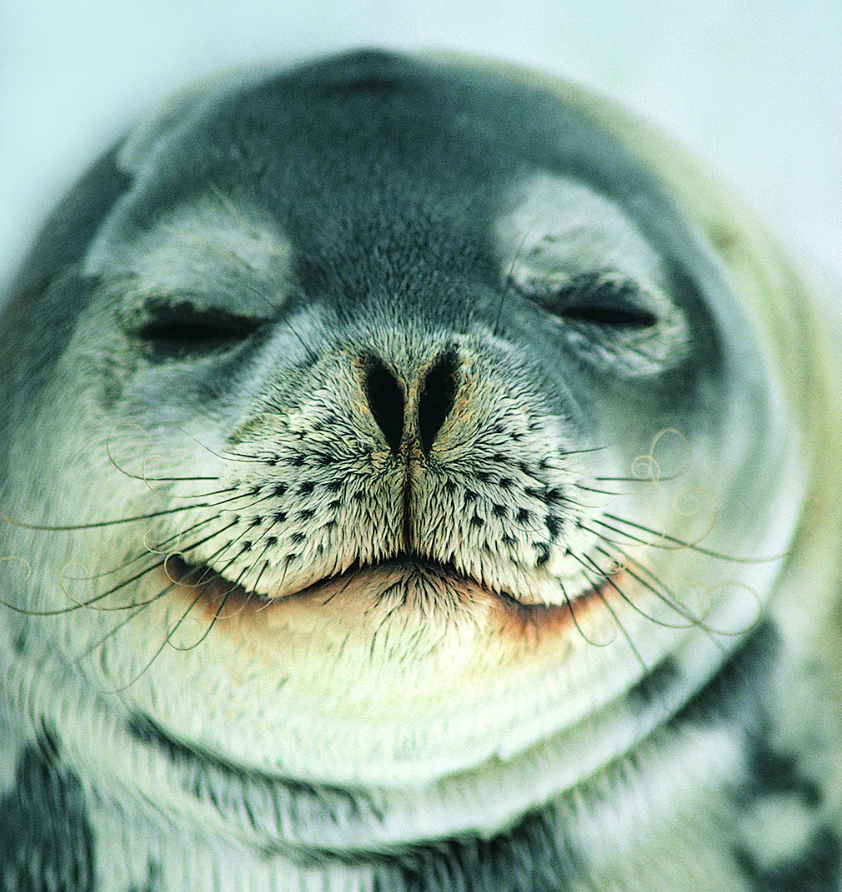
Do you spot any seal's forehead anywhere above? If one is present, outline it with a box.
[87,51,686,299]
[111,50,657,219]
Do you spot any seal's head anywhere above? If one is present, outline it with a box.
[0,50,834,877]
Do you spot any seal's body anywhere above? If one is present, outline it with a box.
[2,51,841,891]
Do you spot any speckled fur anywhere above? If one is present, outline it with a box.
[1,51,842,891]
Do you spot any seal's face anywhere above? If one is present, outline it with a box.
[0,52,808,866]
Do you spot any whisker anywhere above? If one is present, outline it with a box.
[237,277,321,364]
[574,553,646,670]
[1,501,223,533]
[592,473,678,483]
[0,547,174,617]
[166,579,233,652]
[558,578,612,648]
[94,562,227,693]
[574,482,649,496]
[72,577,180,665]
[55,508,245,610]
[169,519,240,563]
[58,515,218,587]
[559,446,608,458]
[0,483,268,535]
[161,518,272,648]
[593,544,707,629]
[604,513,790,562]
[235,535,287,607]
[59,555,171,613]
[588,546,702,631]
[494,226,534,337]
[219,450,282,463]
[106,613,197,694]
[250,563,275,611]
[59,526,233,614]
[170,428,283,466]
[159,582,218,653]
[105,425,222,486]
[584,519,659,549]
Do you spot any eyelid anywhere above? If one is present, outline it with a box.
[527,272,658,327]
[510,270,659,320]
[121,292,271,326]
[506,268,690,375]
[121,296,267,361]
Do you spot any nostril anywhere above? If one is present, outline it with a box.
[418,350,459,454]
[363,357,404,454]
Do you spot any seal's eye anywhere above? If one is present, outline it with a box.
[129,300,261,362]
[515,270,688,375]
[539,274,657,329]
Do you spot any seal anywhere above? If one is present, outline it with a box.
[2,50,842,892]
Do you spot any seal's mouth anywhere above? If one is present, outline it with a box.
[167,553,515,603]
[163,552,608,623]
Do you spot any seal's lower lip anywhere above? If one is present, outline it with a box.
[157,554,621,670]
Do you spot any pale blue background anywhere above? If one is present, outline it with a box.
[1,0,840,288]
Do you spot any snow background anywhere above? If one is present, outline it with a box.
[1,0,840,292]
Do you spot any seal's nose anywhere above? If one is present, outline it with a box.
[417,350,458,453]
[364,357,404,454]
[363,351,459,455]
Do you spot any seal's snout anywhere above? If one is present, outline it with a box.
[202,334,590,606]
[362,349,460,456]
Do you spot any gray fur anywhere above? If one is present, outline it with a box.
[0,733,95,892]
[1,49,841,890]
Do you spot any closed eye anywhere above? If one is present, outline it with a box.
[558,303,657,328]
[538,273,658,329]
[508,269,688,376]
[130,301,262,361]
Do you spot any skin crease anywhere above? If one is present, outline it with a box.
[1,50,841,892]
